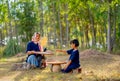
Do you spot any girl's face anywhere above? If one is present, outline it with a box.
[70,43,75,49]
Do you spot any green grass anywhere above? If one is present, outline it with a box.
[13,69,82,81]
[0,52,120,81]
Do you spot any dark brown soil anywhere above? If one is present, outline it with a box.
[80,49,113,60]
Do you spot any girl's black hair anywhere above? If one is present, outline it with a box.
[70,39,79,47]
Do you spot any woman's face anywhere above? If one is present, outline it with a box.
[34,34,40,42]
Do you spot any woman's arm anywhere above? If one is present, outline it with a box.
[27,51,35,55]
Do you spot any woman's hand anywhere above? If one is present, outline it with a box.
[31,51,35,54]
[27,51,35,55]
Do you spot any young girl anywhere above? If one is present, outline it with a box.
[56,39,80,73]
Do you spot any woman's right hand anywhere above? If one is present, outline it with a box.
[31,51,35,54]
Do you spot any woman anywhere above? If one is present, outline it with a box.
[26,32,42,68]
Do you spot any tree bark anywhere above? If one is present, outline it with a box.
[13,0,19,45]
[57,1,62,48]
[38,0,44,36]
[64,3,69,46]
[0,30,2,45]
[111,5,117,51]
[103,20,107,49]
[107,0,112,53]
[88,7,96,47]
[52,2,57,48]
[7,0,12,39]
[85,25,90,48]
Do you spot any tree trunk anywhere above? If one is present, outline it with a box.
[38,0,44,36]
[118,23,120,45]
[81,23,85,49]
[64,3,69,46]
[0,30,2,45]
[107,0,112,53]
[7,0,12,39]
[85,25,90,48]
[52,2,57,48]
[103,20,107,49]
[58,2,62,48]
[111,5,116,51]
[13,0,19,45]
[88,7,96,47]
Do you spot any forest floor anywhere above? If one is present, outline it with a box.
[0,49,120,81]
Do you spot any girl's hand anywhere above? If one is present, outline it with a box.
[63,66,67,70]
[56,49,62,52]
[64,60,71,70]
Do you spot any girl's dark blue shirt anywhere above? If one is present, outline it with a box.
[67,49,80,68]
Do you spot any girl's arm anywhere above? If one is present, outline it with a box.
[64,60,72,70]
[56,49,67,54]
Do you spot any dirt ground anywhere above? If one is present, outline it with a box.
[0,49,120,81]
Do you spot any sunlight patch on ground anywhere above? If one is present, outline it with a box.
[0,68,7,71]
[0,50,120,81]
[0,72,21,81]
[0,58,7,62]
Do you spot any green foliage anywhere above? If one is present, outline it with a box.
[16,1,37,42]
[0,47,5,58]
[3,39,23,57]
[0,0,120,52]
[114,50,120,55]
[71,28,83,38]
